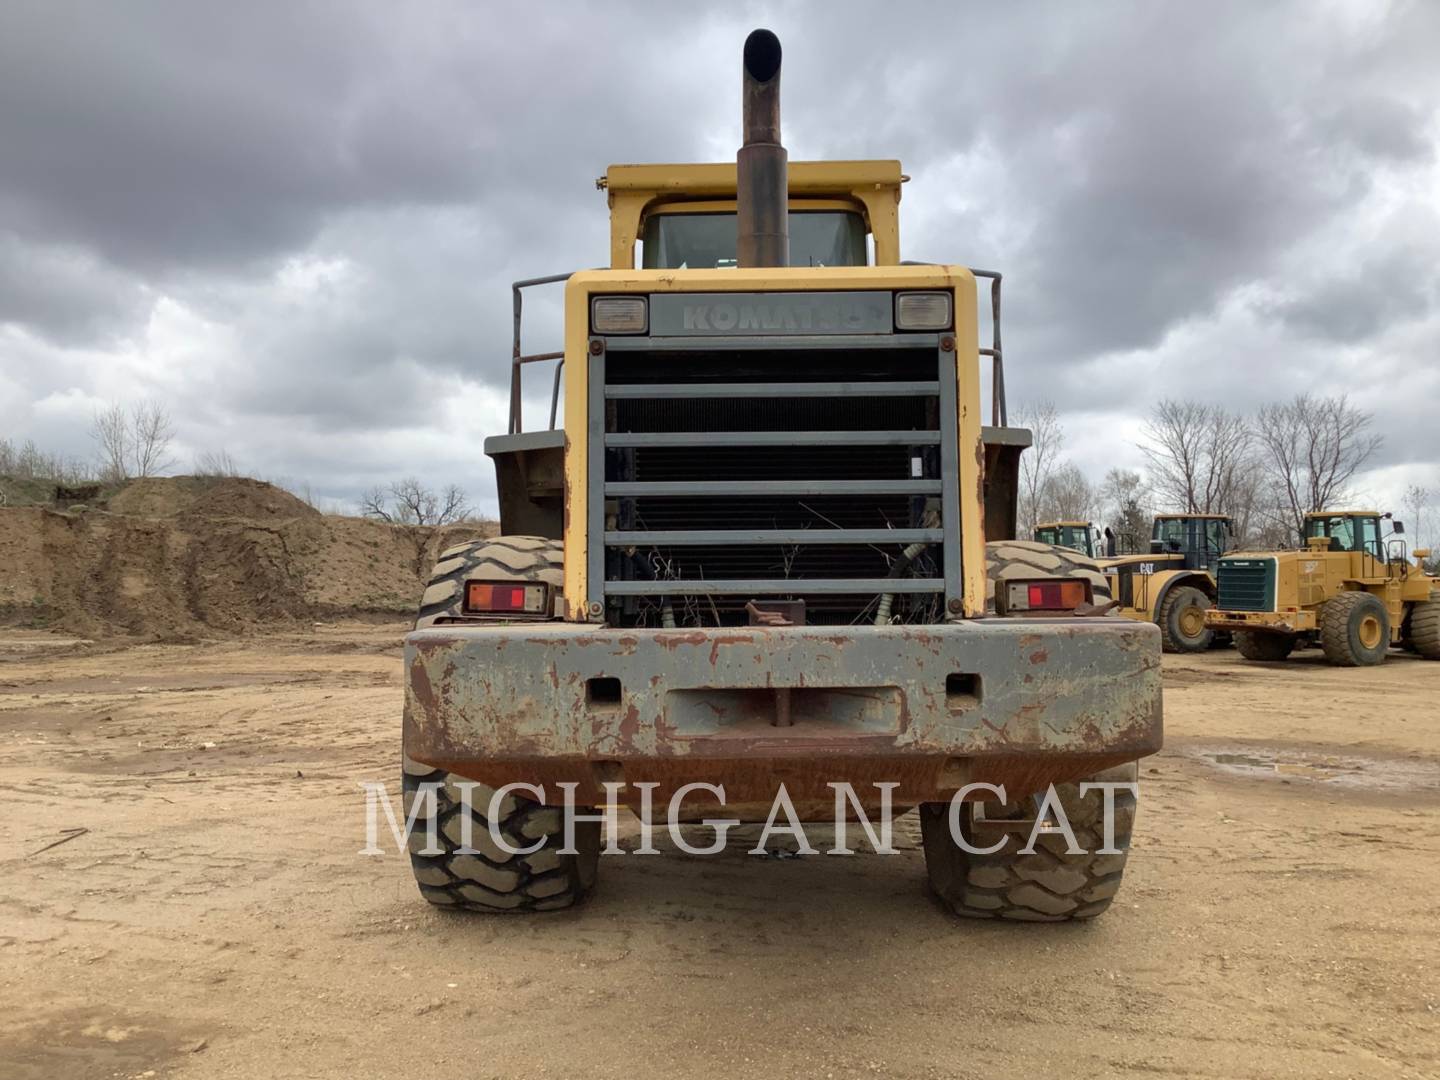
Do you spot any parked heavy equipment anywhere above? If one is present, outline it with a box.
[401,30,1161,922]
[1101,513,1232,653]
[1207,509,1440,665]
[1033,520,1099,557]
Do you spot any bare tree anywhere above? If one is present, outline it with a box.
[1016,401,1063,536]
[435,484,469,525]
[1402,483,1430,552]
[1139,399,1254,516]
[91,403,130,482]
[360,484,394,522]
[129,400,175,478]
[1040,463,1096,524]
[1100,468,1150,554]
[362,479,470,526]
[1254,393,1383,540]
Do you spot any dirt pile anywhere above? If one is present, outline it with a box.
[106,475,322,520]
[0,477,490,638]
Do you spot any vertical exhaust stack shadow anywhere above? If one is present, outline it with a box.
[737,29,788,269]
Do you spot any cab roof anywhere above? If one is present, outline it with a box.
[600,160,905,269]
[1155,513,1232,520]
[1304,509,1381,518]
[1037,521,1092,529]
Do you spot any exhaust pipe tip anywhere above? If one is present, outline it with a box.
[743,28,782,84]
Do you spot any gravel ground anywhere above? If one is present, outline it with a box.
[2,625,1437,1079]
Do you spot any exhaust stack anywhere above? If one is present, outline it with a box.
[737,29,788,268]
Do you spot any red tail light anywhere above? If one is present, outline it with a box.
[1027,580,1088,610]
[464,581,548,615]
[999,577,1093,615]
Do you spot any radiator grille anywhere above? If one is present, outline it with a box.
[589,334,959,627]
[1217,559,1275,612]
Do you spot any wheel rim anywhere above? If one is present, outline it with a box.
[1358,613,1383,650]
[1179,605,1206,639]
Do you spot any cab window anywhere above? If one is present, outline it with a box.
[1204,519,1228,553]
[1154,519,1186,549]
[1356,516,1381,558]
[642,210,867,269]
[1307,515,1356,552]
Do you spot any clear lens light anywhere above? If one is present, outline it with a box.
[592,296,648,334]
[894,291,952,330]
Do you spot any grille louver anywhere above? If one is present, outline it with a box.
[588,331,961,626]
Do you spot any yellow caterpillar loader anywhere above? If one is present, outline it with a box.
[400,30,1161,922]
[1206,510,1440,665]
[1101,513,1231,653]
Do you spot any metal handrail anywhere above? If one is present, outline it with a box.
[509,266,1007,430]
[508,272,574,434]
[970,269,1006,427]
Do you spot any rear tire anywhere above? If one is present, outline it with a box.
[1234,630,1296,661]
[1157,585,1214,653]
[402,759,600,912]
[984,540,1111,612]
[919,763,1138,921]
[1408,597,1440,660]
[416,536,562,628]
[1319,591,1389,667]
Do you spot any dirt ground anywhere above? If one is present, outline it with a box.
[2,626,1438,1079]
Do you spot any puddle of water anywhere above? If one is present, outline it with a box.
[1188,744,1440,792]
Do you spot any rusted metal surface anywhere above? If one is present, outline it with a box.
[1207,609,1318,633]
[404,619,1162,807]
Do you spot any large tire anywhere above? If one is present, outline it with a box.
[407,536,587,911]
[402,758,600,912]
[416,536,563,628]
[1157,584,1214,653]
[919,762,1137,921]
[1319,591,1389,667]
[984,540,1111,613]
[1404,597,1440,660]
[1234,630,1296,661]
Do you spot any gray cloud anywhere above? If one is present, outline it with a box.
[1,1,1437,515]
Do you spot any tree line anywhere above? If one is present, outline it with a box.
[1018,393,1432,555]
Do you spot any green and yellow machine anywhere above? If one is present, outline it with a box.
[1207,509,1440,665]
[1101,513,1231,653]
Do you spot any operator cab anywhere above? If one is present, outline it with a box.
[1034,521,1097,559]
[1304,511,1389,559]
[1151,514,1232,573]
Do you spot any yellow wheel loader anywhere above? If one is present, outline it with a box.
[400,30,1161,921]
[1206,510,1440,666]
[1100,514,1232,653]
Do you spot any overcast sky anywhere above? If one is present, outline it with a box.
[2,1,1437,521]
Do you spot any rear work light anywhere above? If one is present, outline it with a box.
[591,295,648,334]
[463,581,549,616]
[894,291,952,331]
[998,577,1093,616]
